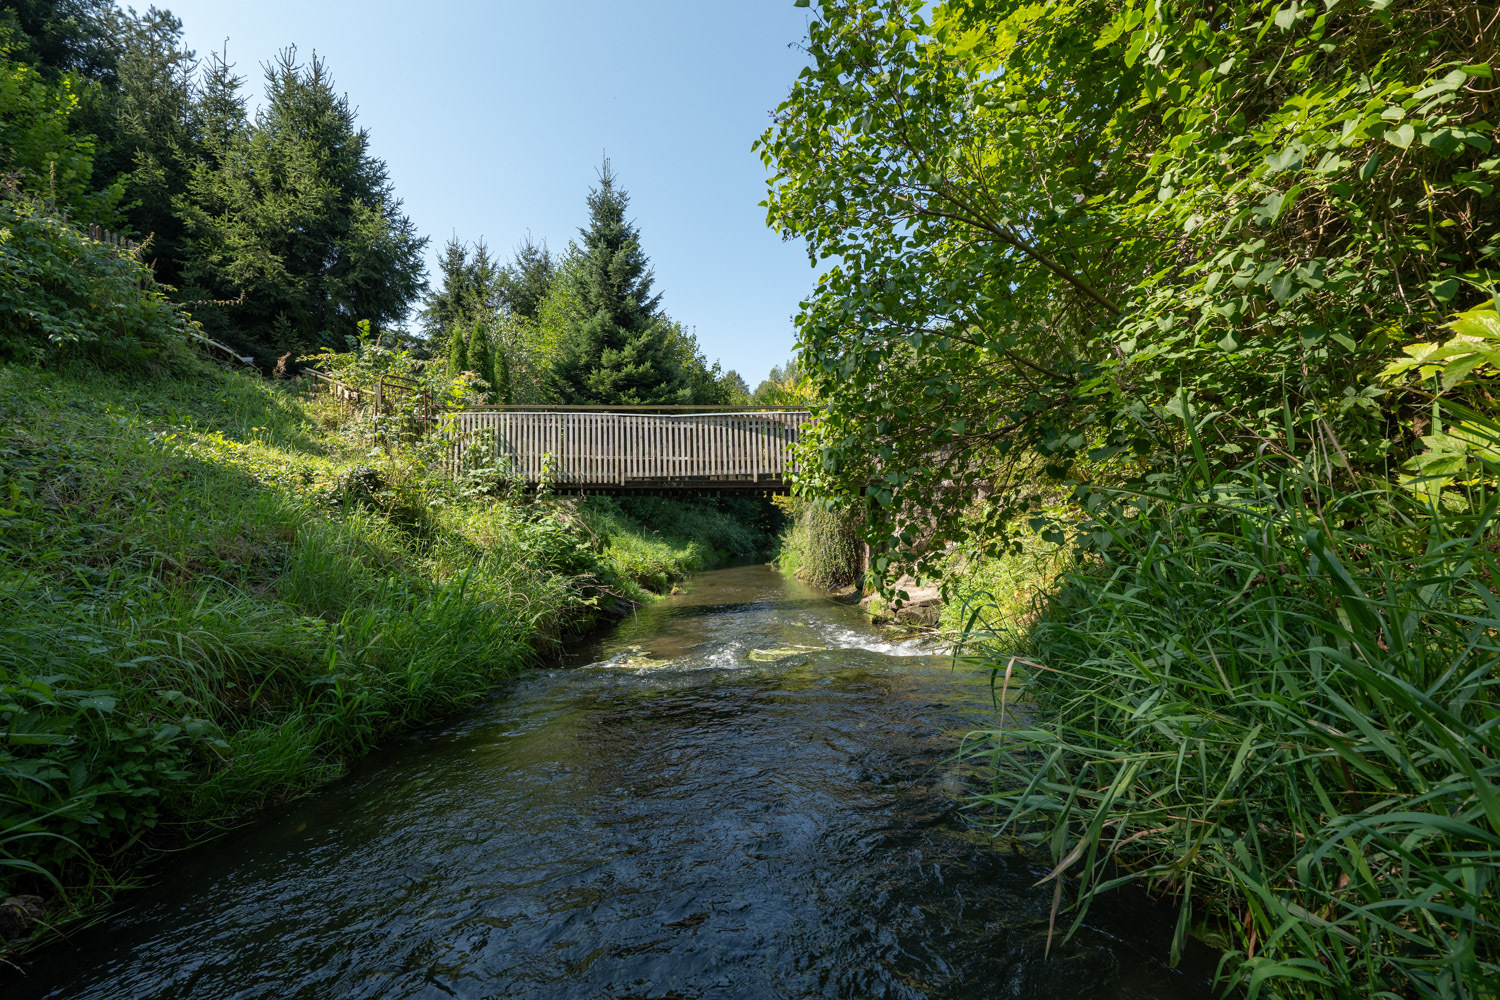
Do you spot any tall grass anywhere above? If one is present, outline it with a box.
[774,495,865,588]
[964,429,1500,998]
[0,362,761,946]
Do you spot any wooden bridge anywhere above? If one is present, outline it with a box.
[448,406,813,492]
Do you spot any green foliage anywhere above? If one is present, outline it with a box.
[750,358,813,406]
[774,495,864,588]
[965,432,1500,999]
[546,160,690,405]
[1382,304,1500,494]
[0,193,191,365]
[496,233,556,322]
[765,3,1500,995]
[0,361,753,943]
[935,528,1064,640]
[760,0,1498,584]
[176,47,427,357]
[424,236,561,404]
[0,1,117,82]
[465,320,493,400]
[86,7,197,290]
[445,321,469,378]
[0,28,120,223]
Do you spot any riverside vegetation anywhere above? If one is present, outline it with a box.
[0,3,782,951]
[0,354,772,948]
[766,2,1499,997]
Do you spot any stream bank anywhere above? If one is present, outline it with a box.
[6,565,1217,1000]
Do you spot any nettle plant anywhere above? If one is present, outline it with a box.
[761,0,1497,583]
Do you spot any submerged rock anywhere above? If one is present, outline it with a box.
[747,644,824,662]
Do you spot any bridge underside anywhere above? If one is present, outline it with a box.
[544,480,791,496]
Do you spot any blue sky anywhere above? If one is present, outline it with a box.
[153,1,816,386]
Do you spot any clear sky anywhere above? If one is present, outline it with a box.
[150,1,816,386]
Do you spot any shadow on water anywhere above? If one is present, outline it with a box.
[8,565,1219,1000]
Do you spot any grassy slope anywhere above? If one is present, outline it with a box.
[0,361,758,942]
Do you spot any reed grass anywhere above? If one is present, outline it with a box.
[962,426,1500,998]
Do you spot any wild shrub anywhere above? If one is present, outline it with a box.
[0,194,193,367]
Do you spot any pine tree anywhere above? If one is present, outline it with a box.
[546,160,688,405]
[446,323,469,377]
[466,320,493,399]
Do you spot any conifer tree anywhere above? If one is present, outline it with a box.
[546,160,688,405]
[446,323,469,378]
[422,237,472,338]
[466,320,493,398]
[177,47,426,355]
[498,234,556,321]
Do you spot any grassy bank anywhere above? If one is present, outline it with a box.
[956,448,1500,997]
[0,361,769,949]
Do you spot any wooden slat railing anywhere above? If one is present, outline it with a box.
[448,408,813,490]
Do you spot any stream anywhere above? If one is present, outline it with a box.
[11,565,1216,999]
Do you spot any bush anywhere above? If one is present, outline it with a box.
[0,194,191,367]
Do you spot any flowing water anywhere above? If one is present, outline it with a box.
[11,565,1216,999]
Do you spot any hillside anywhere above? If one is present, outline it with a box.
[0,359,764,946]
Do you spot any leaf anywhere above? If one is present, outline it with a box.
[1461,63,1493,79]
[1426,278,1459,303]
[1419,129,1463,156]
[1385,124,1415,149]
[1270,272,1295,304]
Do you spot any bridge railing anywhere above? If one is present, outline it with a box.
[447,406,813,490]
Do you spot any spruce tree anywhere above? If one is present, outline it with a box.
[446,323,469,378]
[177,47,426,355]
[422,237,472,338]
[498,234,556,321]
[545,160,688,405]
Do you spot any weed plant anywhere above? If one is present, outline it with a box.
[965,437,1500,998]
[0,362,746,947]
[774,495,864,588]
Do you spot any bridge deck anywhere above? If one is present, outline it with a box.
[448,407,812,491]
